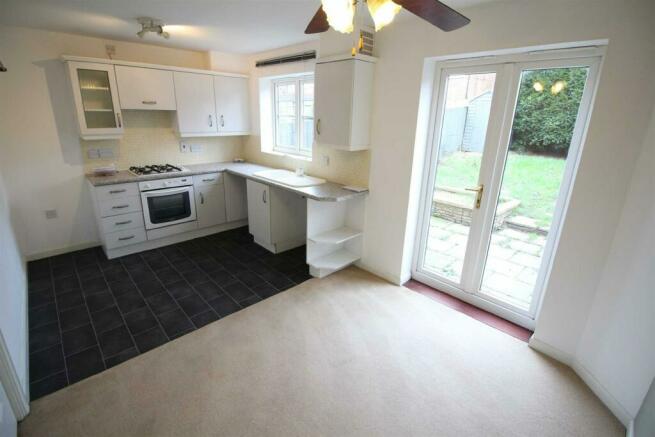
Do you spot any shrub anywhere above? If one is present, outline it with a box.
[510,68,588,156]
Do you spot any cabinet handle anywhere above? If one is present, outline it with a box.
[115,220,132,225]
[316,118,321,135]
[202,178,215,183]
[118,235,135,241]
[208,115,213,127]
[262,190,267,204]
[116,113,122,128]
[220,115,225,127]
[112,204,129,209]
[200,192,205,205]
[142,100,157,105]
[109,189,126,194]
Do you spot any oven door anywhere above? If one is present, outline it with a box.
[141,186,197,230]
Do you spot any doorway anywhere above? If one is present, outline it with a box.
[413,48,602,328]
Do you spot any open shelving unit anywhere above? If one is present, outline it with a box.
[306,196,366,278]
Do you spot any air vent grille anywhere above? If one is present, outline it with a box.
[359,30,374,56]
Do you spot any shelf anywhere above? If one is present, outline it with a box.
[308,227,362,245]
[309,249,359,271]
[84,109,114,112]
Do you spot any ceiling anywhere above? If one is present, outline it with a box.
[0,0,495,54]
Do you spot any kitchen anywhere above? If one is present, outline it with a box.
[1,1,654,436]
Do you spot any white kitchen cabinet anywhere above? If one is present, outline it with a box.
[247,180,272,248]
[246,180,306,254]
[224,173,248,222]
[314,55,376,151]
[193,173,227,229]
[214,76,250,134]
[115,66,176,110]
[66,61,124,140]
[173,72,218,136]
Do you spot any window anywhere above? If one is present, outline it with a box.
[272,75,314,157]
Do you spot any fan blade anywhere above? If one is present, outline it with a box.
[305,6,330,34]
[395,0,470,32]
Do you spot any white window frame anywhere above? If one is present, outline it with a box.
[271,74,314,158]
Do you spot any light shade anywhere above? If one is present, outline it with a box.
[551,80,566,95]
[322,0,355,34]
[367,0,402,31]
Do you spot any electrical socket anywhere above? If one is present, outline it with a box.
[45,209,58,219]
[105,45,116,59]
[99,147,114,158]
[321,154,330,167]
[87,149,100,159]
[179,142,189,153]
[190,144,203,153]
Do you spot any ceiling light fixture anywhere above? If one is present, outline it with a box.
[533,81,544,92]
[136,17,170,39]
[321,0,402,34]
[321,0,355,34]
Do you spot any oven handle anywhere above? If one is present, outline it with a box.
[142,186,192,197]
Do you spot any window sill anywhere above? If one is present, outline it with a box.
[267,150,313,162]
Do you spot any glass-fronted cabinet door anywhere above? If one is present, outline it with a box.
[66,61,123,139]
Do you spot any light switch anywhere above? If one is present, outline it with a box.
[191,144,203,153]
[87,149,100,159]
[99,148,114,158]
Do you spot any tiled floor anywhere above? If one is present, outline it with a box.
[27,226,311,400]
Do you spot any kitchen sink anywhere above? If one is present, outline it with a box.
[253,169,326,187]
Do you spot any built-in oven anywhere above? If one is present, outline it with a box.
[139,177,196,230]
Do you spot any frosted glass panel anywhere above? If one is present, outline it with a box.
[77,69,117,129]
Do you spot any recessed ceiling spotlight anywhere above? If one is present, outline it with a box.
[136,17,170,39]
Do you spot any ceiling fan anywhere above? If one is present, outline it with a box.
[305,0,470,34]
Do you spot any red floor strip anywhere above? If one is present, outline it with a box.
[404,279,533,343]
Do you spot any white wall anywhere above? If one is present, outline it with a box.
[0,381,17,437]
[574,108,655,422]
[0,167,28,400]
[0,26,240,259]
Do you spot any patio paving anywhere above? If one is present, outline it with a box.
[424,217,547,310]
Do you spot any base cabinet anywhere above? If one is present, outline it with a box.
[246,180,306,253]
[194,174,227,229]
[224,173,248,222]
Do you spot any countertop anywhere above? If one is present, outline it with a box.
[86,161,368,202]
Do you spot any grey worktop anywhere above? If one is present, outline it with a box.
[86,161,368,202]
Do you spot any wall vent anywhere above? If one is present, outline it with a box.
[358,30,374,56]
[255,51,317,68]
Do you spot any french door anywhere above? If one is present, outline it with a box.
[413,50,602,328]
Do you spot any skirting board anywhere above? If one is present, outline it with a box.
[0,332,29,420]
[26,240,100,262]
[529,336,633,429]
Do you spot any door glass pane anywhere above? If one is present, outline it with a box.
[275,82,297,147]
[480,66,590,310]
[147,192,191,224]
[77,69,117,129]
[423,72,496,283]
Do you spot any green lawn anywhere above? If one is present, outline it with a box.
[435,152,566,227]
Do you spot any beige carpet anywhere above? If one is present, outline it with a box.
[19,267,623,437]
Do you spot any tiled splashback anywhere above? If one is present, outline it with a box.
[82,111,243,173]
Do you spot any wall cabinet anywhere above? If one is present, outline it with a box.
[224,173,248,222]
[66,61,124,140]
[115,66,176,110]
[314,56,376,151]
[214,76,250,134]
[193,173,227,229]
[246,180,306,254]
[173,72,218,136]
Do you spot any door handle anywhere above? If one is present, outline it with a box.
[116,112,122,128]
[200,192,204,205]
[118,235,135,241]
[142,100,157,105]
[115,220,132,226]
[262,190,267,204]
[209,115,213,127]
[465,185,484,209]
[220,115,224,127]
[316,118,321,135]
[109,189,126,194]
[112,204,129,209]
